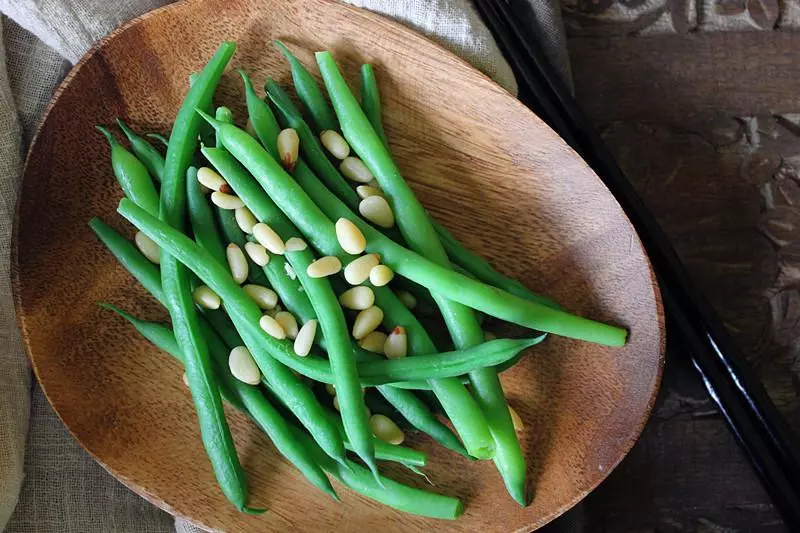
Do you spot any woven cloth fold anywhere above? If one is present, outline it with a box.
[0,1,569,531]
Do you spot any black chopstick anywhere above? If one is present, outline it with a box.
[473,0,800,528]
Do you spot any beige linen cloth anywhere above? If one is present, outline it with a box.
[0,1,569,531]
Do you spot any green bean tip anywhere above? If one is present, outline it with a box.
[241,505,267,515]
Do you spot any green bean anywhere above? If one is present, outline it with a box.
[90,218,165,304]
[156,42,263,514]
[116,119,165,183]
[319,53,531,504]
[189,71,216,148]
[147,132,170,148]
[359,64,390,148]
[102,304,338,499]
[265,80,357,207]
[274,41,339,133]
[202,149,469,455]
[96,125,160,216]
[239,71,281,156]
[123,200,349,469]
[358,62,558,311]
[269,81,440,314]
[100,303,246,410]
[187,167,227,267]
[215,106,234,147]
[289,425,463,520]
[200,111,625,345]
[88,217,443,391]
[200,314,338,500]
[119,200,545,388]
[284,245,379,480]
[199,116,494,458]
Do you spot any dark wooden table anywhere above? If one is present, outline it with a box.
[562,11,800,530]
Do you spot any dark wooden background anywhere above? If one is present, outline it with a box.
[561,2,800,529]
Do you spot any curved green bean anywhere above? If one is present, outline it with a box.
[118,200,545,388]
[320,52,532,504]
[156,41,264,514]
[359,64,390,148]
[116,119,165,183]
[99,304,245,410]
[97,125,160,216]
[200,112,626,345]
[274,40,338,133]
[147,132,170,148]
[201,145,487,456]
[284,245,379,480]
[187,166,227,267]
[289,425,463,520]
[358,62,558,311]
[215,105,234,147]
[200,115,494,458]
[239,71,281,156]
[268,81,438,313]
[102,304,338,499]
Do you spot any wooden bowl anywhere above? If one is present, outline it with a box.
[12,0,664,530]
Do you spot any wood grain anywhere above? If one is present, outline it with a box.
[568,31,800,531]
[11,0,664,531]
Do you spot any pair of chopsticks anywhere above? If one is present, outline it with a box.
[472,0,800,527]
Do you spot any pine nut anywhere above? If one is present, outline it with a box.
[306,256,342,278]
[352,306,384,340]
[508,405,524,432]
[339,286,375,310]
[335,218,367,255]
[359,196,395,228]
[383,326,407,359]
[274,311,299,339]
[294,319,317,356]
[344,253,380,285]
[244,242,270,266]
[277,128,300,171]
[182,372,189,387]
[192,285,221,309]
[356,185,384,199]
[135,231,161,264]
[234,207,257,234]
[285,237,308,252]
[396,290,417,309]
[369,414,405,445]
[358,331,387,354]
[226,243,249,284]
[211,191,245,210]
[369,264,394,287]
[259,314,287,339]
[197,167,227,192]
[244,284,278,309]
[325,383,336,396]
[228,346,262,385]
[253,223,285,254]
[339,157,374,183]
[320,130,350,159]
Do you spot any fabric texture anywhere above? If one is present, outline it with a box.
[0,1,570,531]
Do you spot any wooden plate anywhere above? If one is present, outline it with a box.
[12,0,664,530]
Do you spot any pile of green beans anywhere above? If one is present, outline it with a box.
[90,40,627,521]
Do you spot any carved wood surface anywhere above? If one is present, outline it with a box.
[568,30,800,532]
